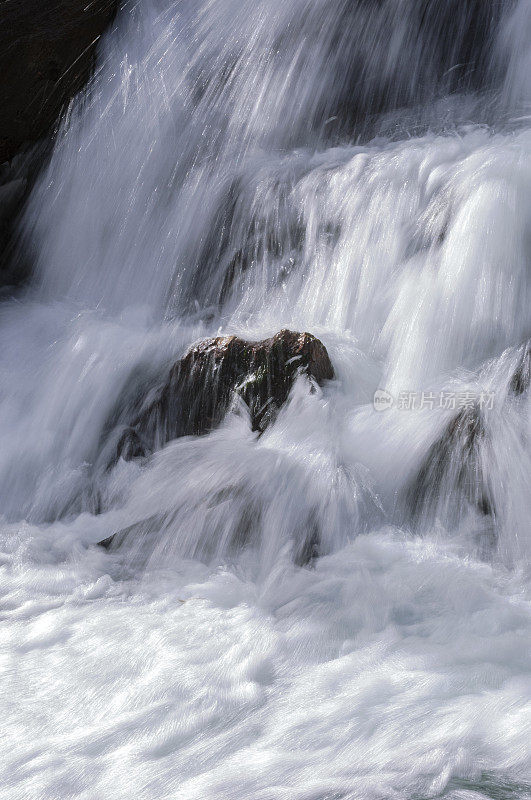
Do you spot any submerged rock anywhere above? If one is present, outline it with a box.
[103,329,333,468]
[406,404,495,537]
[510,341,531,396]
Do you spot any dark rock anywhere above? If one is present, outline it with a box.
[0,178,26,216]
[0,1,117,289]
[406,404,495,532]
[510,342,531,397]
[105,329,334,468]
[98,514,166,554]
[109,426,148,467]
[0,0,118,162]
[0,144,44,290]
[0,177,26,279]
[98,535,116,551]
[97,330,333,556]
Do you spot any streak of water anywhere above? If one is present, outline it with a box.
[1,1,530,798]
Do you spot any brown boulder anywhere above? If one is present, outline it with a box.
[97,329,334,553]
[101,329,334,468]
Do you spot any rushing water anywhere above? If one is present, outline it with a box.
[1,1,531,798]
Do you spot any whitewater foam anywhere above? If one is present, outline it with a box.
[1,0,530,797]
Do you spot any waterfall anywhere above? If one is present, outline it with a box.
[1,2,530,798]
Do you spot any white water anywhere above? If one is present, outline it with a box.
[1,1,531,798]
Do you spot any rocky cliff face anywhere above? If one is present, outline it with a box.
[0,0,117,161]
[0,0,117,287]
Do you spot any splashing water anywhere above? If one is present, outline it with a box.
[1,1,531,798]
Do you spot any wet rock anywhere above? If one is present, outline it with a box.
[0,144,45,291]
[106,329,334,468]
[406,403,495,531]
[0,0,117,162]
[0,1,117,289]
[0,178,25,281]
[510,342,531,396]
[0,178,26,216]
[96,333,334,559]
[107,426,149,467]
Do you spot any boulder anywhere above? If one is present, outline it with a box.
[98,329,334,554]
[101,329,334,468]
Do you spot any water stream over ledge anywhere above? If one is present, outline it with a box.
[1,1,530,798]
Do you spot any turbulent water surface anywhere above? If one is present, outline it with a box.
[2,1,531,798]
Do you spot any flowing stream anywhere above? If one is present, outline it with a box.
[1,1,531,798]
